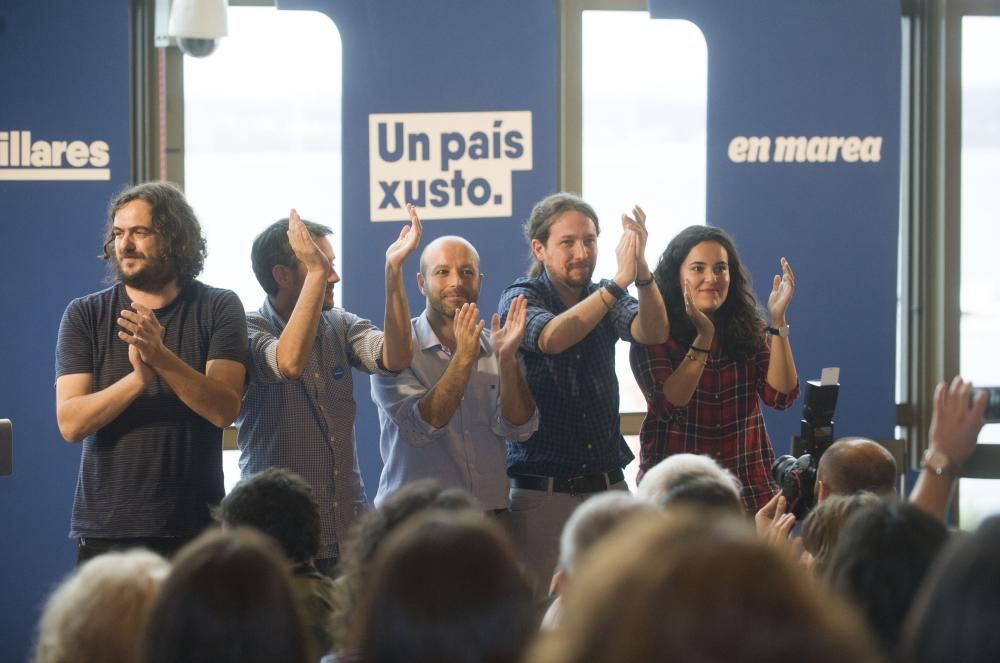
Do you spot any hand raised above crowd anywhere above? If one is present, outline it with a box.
[287,208,331,276]
[386,203,424,271]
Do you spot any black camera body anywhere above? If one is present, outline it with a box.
[771,380,839,519]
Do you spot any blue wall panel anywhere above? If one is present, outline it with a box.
[651,0,901,453]
[0,1,132,658]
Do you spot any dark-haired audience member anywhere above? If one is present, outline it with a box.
[800,491,882,575]
[909,376,987,521]
[527,512,882,663]
[55,182,247,562]
[498,193,668,595]
[636,452,744,514]
[371,236,538,510]
[900,515,1000,663]
[823,498,948,654]
[815,437,897,502]
[34,550,169,663]
[630,225,799,514]
[238,207,421,575]
[219,467,337,657]
[347,511,537,663]
[143,528,310,663]
[329,478,480,648]
[543,492,660,628]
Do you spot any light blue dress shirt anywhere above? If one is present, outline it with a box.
[371,311,539,510]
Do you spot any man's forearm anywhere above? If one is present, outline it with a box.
[498,357,535,426]
[275,271,327,380]
[537,289,611,354]
[382,265,413,371]
[910,470,955,522]
[56,374,145,443]
[151,351,242,428]
[417,354,476,429]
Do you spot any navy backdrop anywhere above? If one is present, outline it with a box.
[0,0,898,659]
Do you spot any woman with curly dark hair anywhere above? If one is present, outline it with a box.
[630,225,799,512]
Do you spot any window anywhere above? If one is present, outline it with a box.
[958,14,1000,526]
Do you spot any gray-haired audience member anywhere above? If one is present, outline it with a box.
[143,528,310,663]
[900,515,1000,663]
[815,437,897,502]
[347,511,537,663]
[218,467,337,658]
[34,550,170,663]
[637,452,743,513]
[543,492,660,628]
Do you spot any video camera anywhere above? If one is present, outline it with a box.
[973,387,1000,423]
[771,378,840,520]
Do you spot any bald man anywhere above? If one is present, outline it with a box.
[371,236,538,510]
[815,437,898,502]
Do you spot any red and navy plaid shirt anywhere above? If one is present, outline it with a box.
[629,333,799,512]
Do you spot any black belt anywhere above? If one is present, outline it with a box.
[510,468,625,495]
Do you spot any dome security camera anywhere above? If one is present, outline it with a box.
[168,0,227,57]
[177,37,219,58]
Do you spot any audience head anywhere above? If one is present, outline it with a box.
[900,515,1000,663]
[556,492,660,586]
[638,453,743,513]
[251,215,334,297]
[143,528,310,663]
[823,497,947,652]
[800,491,882,575]
[103,181,207,288]
[331,479,480,645]
[349,511,536,663]
[218,467,319,565]
[652,225,760,359]
[34,550,169,663]
[528,511,881,663]
[815,437,897,502]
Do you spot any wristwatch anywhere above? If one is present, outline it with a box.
[921,448,959,478]
[766,324,790,338]
[600,279,627,301]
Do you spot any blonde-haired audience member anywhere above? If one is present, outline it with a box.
[34,549,169,663]
[527,511,883,663]
[800,491,881,574]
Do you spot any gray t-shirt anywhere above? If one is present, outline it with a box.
[55,281,247,539]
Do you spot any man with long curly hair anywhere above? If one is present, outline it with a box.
[55,181,247,563]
